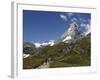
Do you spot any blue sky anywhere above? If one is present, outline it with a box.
[23,10,91,43]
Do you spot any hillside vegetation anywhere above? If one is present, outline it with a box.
[23,34,91,69]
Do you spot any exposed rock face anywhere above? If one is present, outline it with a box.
[23,42,37,55]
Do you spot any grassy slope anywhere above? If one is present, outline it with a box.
[23,34,91,69]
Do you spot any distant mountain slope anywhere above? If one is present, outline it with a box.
[23,42,37,54]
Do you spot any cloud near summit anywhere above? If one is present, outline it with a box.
[60,14,67,21]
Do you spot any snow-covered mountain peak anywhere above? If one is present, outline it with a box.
[61,21,80,43]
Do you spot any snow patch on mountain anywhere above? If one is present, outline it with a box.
[34,40,55,48]
[34,43,41,48]
[62,36,71,42]
[23,54,30,58]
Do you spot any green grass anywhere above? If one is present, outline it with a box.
[23,55,44,69]
[23,34,91,69]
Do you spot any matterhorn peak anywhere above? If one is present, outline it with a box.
[61,21,80,43]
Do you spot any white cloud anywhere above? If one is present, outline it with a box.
[60,13,75,22]
[60,14,67,21]
[71,17,77,22]
[80,23,87,27]
[84,24,90,35]
[79,18,86,23]
[85,24,90,31]
[80,23,90,29]
[80,23,91,35]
